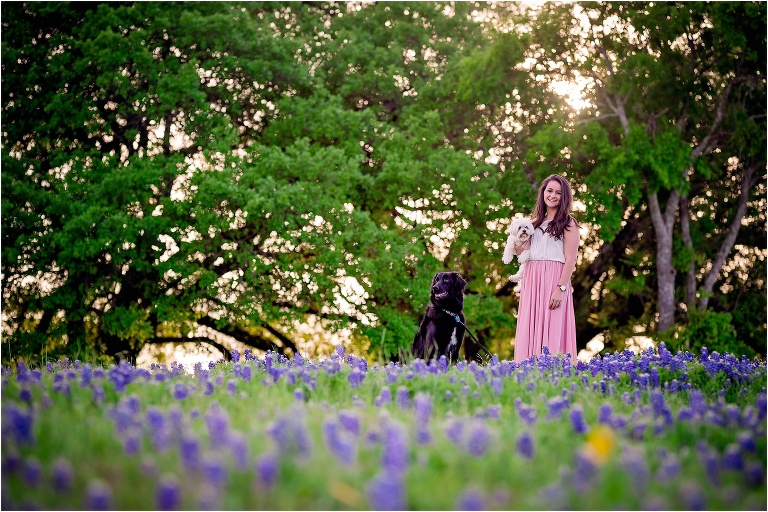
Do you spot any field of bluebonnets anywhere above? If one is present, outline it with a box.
[2,344,766,510]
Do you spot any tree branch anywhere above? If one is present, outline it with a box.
[699,163,759,310]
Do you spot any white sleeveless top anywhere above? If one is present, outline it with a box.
[529,220,565,263]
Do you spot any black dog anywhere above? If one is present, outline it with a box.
[411,271,467,363]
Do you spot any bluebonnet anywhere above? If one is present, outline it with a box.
[293,388,305,401]
[338,409,361,436]
[375,386,392,407]
[4,404,35,445]
[396,387,409,410]
[227,431,250,471]
[85,480,113,511]
[743,461,765,487]
[381,422,409,473]
[51,458,75,494]
[173,382,188,400]
[22,457,42,487]
[545,396,568,420]
[201,453,228,488]
[569,405,589,434]
[572,450,598,493]
[444,418,464,445]
[255,451,279,487]
[721,444,743,472]
[204,403,230,447]
[335,344,345,359]
[658,455,681,479]
[367,471,406,510]
[516,431,534,459]
[413,392,432,424]
[736,431,755,453]
[122,432,141,456]
[322,417,356,464]
[348,368,365,388]
[180,434,201,472]
[598,403,612,425]
[231,349,240,363]
[486,405,501,419]
[156,475,181,510]
[490,377,503,396]
[465,420,489,457]
[681,482,707,510]
[455,488,485,511]
[620,448,649,493]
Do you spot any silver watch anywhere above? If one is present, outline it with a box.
[558,284,567,292]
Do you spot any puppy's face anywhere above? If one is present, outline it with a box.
[431,272,467,303]
[510,218,535,242]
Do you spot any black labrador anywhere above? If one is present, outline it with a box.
[411,271,467,363]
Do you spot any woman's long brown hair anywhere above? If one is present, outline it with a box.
[531,174,576,240]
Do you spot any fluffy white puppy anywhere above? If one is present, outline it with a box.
[502,217,534,283]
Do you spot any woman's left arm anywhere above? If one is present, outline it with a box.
[549,219,580,309]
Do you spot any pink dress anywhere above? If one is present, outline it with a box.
[513,221,577,362]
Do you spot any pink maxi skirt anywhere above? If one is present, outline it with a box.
[514,260,577,363]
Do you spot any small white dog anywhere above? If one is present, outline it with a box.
[502,217,534,283]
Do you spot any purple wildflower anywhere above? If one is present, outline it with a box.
[516,431,534,459]
[444,418,464,445]
[255,452,279,488]
[335,344,345,359]
[681,482,707,510]
[367,471,406,511]
[338,410,361,436]
[721,444,743,472]
[85,480,113,511]
[348,369,365,388]
[226,379,237,396]
[465,420,489,458]
[22,457,42,487]
[229,431,250,471]
[322,418,356,465]
[173,383,188,400]
[375,386,392,407]
[381,422,409,473]
[179,434,201,472]
[569,405,589,434]
[156,475,181,510]
[487,405,501,419]
[490,377,503,396]
[122,432,141,456]
[598,403,612,425]
[455,488,485,511]
[396,387,410,410]
[201,453,228,488]
[51,458,75,494]
[413,392,432,424]
[231,350,240,363]
[204,404,230,447]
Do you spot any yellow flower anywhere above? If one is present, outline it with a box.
[584,425,615,464]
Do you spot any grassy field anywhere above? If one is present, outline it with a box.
[2,345,766,510]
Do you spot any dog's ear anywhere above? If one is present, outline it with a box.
[452,272,467,292]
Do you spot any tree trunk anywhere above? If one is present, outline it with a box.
[647,188,679,333]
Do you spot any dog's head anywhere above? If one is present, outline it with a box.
[508,217,535,243]
[430,271,467,308]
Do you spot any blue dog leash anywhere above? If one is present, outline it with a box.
[440,308,494,361]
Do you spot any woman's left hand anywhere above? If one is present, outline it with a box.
[549,288,564,309]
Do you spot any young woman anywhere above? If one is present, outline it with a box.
[513,174,580,362]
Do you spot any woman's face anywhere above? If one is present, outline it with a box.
[544,179,563,210]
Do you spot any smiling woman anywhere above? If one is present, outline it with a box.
[512,174,580,362]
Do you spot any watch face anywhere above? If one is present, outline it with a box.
[559,285,566,291]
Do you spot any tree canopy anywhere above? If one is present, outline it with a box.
[2,1,765,365]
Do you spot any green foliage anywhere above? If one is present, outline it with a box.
[681,310,756,359]
[1,1,765,364]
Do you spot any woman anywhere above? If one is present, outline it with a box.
[513,174,579,362]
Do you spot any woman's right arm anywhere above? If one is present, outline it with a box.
[515,239,531,255]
